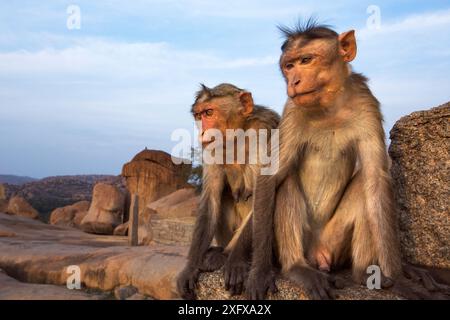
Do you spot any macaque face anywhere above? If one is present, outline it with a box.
[192,97,235,146]
[280,38,348,108]
[192,94,253,146]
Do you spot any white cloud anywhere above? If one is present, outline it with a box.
[0,37,277,77]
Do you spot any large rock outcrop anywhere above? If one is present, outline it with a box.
[49,201,90,228]
[121,149,191,216]
[2,213,449,300]
[0,213,413,300]
[389,102,450,268]
[0,213,184,299]
[80,183,126,235]
[147,188,199,219]
[6,196,39,220]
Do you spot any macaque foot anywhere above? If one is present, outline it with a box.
[245,268,278,300]
[199,247,227,272]
[402,264,450,297]
[390,277,448,300]
[356,266,449,300]
[288,266,341,300]
[224,259,250,296]
[177,265,200,300]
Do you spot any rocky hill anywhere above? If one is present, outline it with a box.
[0,175,37,185]
[3,175,125,221]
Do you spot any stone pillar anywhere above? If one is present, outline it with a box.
[128,194,139,246]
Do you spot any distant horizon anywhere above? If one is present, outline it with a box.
[1,1,449,178]
[0,173,120,180]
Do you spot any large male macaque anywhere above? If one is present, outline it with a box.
[246,21,450,300]
[177,83,280,299]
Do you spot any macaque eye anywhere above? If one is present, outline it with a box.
[300,56,313,64]
[285,63,295,70]
[194,113,202,121]
[205,109,214,117]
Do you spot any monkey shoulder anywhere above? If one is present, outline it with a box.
[245,105,280,131]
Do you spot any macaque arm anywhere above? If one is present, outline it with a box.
[186,165,225,268]
[357,121,402,279]
[251,115,303,273]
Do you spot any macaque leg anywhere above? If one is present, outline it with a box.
[200,195,236,272]
[215,194,237,247]
[314,173,379,285]
[274,174,310,272]
[223,213,253,295]
[273,176,341,299]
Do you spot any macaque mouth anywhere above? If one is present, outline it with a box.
[291,89,318,98]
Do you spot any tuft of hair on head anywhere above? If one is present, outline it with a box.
[194,83,211,102]
[278,17,338,51]
[192,83,244,112]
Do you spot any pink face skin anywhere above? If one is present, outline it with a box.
[193,93,253,146]
[280,32,356,109]
[193,102,224,145]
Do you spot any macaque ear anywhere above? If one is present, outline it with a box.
[239,92,254,116]
[338,30,357,62]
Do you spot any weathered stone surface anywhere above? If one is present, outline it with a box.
[6,196,39,220]
[0,269,108,300]
[0,213,184,300]
[50,201,90,228]
[114,221,129,236]
[0,183,5,200]
[121,149,191,216]
[114,285,138,300]
[151,216,195,245]
[148,188,199,219]
[80,183,126,235]
[138,207,153,245]
[126,293,149,300]
[0,213,437,300]
[389,102,450,268]
[196,271,402,300]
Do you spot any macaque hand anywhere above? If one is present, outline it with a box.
[177,265,200,300]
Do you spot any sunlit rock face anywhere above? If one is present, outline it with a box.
[50,201,90,228]
[6,196,39,220]
[121,149,191,217]
[80,183,126,235]
[389,102,450,269]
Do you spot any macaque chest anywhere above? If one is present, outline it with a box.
[299,131,356,224]
[224,165,251,221]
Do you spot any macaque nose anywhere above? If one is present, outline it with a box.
[294,79,301,86]
[199,131,211,144]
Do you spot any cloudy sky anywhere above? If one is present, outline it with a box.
[0,0,449,178]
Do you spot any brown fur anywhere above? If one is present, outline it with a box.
[177,83,279,299]
[246,22,402,300]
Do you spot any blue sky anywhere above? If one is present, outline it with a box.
[0,0,449,178]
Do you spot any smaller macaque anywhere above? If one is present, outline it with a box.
[177,83,279,299]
